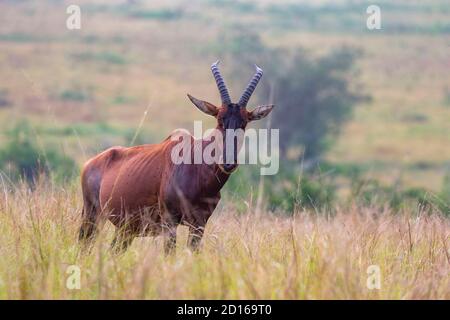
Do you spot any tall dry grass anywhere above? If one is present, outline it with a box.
[0,180,448,299]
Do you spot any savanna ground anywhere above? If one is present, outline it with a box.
[0,0,449,299]
[0,182,448,299]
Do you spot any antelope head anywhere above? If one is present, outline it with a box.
[188,61,274,173]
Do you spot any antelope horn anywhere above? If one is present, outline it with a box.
[211,60,231,105]
[238,65,263,107]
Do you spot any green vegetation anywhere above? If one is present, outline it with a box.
[70,51,128,65]
[128,8,183,20]
[0,32,46,43]
[226,162,449,215]
[209,0,257,12]
[0,122,77,184]
[112,94,137,105]
[59,88,92,102]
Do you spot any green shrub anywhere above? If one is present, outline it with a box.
[225,159,444,214]
[128,9,183,20]
[59,89,91,102]
[71,51,127,65]
[209,0,257,12]
[436,174,450,215]
[350,177,437,212]
[0,121,77,184]
[225,162,336,213]
[112,95,137,105]
[95,51,127,65]
[266,173,335,212]
[0,32,37,42]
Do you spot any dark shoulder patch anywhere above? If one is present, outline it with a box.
[105,146,125,166]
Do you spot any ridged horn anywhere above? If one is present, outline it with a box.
[211,60,231,105]
[238,65,263,107]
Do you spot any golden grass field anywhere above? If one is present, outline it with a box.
[0,181,448,299]
[0,1,449,300]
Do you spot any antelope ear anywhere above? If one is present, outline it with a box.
[248,105,275,121]
[187,94,219,116]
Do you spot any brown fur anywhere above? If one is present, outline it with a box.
[79,130,230,253]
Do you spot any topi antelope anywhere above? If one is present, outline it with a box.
[79,62,274,253]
